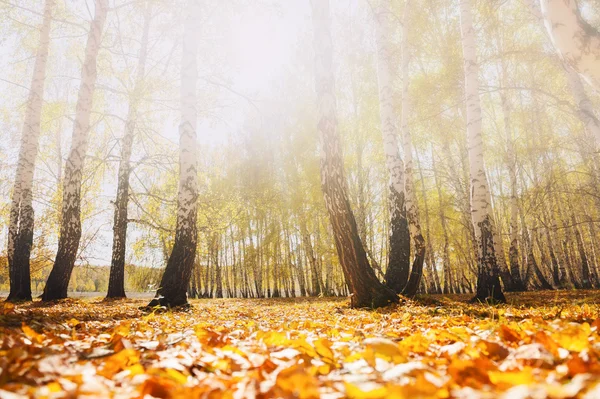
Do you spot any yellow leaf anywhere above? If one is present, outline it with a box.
[399,334,430,354]
[363,338,405,363]
[125,364,145,377]
[1,302,15,315]
[275,364,320,399]
[292,337,317,357]
[99,348,140,378]
[46,382,62,393]
[67,318,80,328]
[259,331,290,347]
[345,382,388,399]
[22,324,44,344]
[314,338,335,363]
[165,368,188,384]
[489,368,534,387]
[555,323,590,352]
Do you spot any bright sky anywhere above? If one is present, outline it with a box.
[100,1,313,265]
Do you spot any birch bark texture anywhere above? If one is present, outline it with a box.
[42,0,108,301]
[107,2,153,299]
[525,0,600,147]
[399,0,426,297]
[565,67,600,148]
[7,0,55,302]
[459,0,505,303]
[310,0,398,308]
[147,0,200,308]
[373,0,410,294]
[539,0,600,92]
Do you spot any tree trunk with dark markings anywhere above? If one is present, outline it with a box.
[310,0,398,308]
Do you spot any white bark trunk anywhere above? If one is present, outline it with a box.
[148,0,200,307]
[42,0,108,301]
[525,0,600,146]
[7,0,55,300]
[374,0,404,197]
[60,0,107,241]
[108,1,153,298]
[177,3,199,227]
[565,66,600,147]
[399,1,425,254]
[540,0,600,91]
[460,0,504,301]
[460,0,490,241]
[374,0,411,293]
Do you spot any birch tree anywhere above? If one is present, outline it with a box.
[310,0,398,308]
[540,0,600,92]
[106,2,153,299]
[147,0,200,308]
[41,0,108,301]
[373,0,410,294]
[398,0,426,297]
[6,0,55,302]
[459,0,505,303]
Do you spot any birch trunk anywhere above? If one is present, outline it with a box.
[374,0,411,294]
[399,0,426,298]
[417,152,441,293]
[106,2,152,299]
[147,0,200,307]
[310,0,398,308]
[459,0,505,303]
[7,0,55,302]
[540,0,600,91]
[499,86,525,291]
[571,213,593,289]
[432,149,454,294]
[42,0,108,301]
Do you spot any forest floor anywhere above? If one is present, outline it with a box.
[0,291,599,398]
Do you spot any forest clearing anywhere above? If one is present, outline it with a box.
[2,0,600,397]
[1,292,600,398]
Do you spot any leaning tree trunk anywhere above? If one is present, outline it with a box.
[7,0,55,302]
[147,0,200,308]
[399,0,426,298]
[374,0,411,294]
[459,0,505,303]
[310,0,398,308]
[42,0,108,301]
[106,2,152,299]
[540,0,600,92]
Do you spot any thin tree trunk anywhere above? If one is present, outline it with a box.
[399,0,426,298]
[500,86,525,291]
[432,149,454,294]
[7,0,55,302]
[300,221,322,296]
[310,0,398,308]
[459,0,505,303]
[571,213,593,289]
[417,153,440,294]
[147,0,200,307]
[107,2,152,299]
[42,0,108,301]
[374,0,411,294]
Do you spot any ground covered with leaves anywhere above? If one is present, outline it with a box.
[1,291,600,398]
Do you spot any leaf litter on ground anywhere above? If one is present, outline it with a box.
[0,290,599,398]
